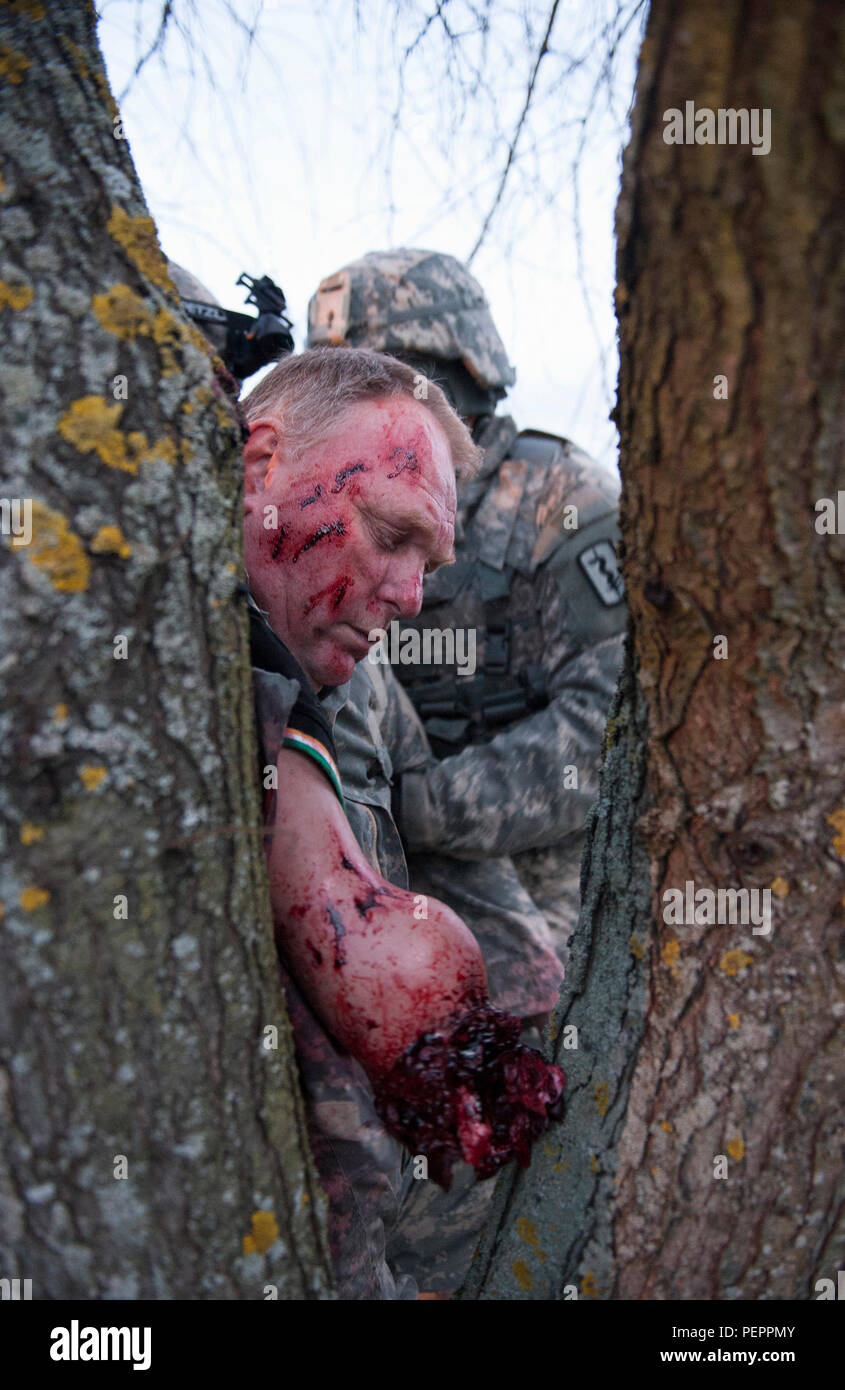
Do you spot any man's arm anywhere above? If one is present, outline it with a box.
[265,747,487,1078]
[395,630,625,860]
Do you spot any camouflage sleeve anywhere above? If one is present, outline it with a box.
[397,629,625,860]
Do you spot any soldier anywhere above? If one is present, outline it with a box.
[307,249,627,1293]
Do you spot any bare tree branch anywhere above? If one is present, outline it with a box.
[117,0,174,102]
[465,0,561,266]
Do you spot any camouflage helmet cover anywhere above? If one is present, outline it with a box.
[307,248,516,392]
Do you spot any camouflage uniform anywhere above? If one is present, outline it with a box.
[308,250,627,1292]
[393,411,626,967]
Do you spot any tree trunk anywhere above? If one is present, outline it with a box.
[0,0,332,1298]
[464,0,844,1300]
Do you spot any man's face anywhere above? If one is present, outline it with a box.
[244,395,456,688]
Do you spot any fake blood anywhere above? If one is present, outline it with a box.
[271,525,287,560]
[386,446,419,479]
[326,904,347,969]
[331,462,366,492]
[292,519,346,563]
[372,992,565,1191]
[304,574,350,615]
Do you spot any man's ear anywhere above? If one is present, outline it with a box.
[243,418,283,499]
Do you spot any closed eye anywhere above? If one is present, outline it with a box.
[368,519,404,551]
[362,505,453,574]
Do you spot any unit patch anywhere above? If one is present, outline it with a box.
[577,540,624,606]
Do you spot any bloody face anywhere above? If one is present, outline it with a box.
[243,396,457,688]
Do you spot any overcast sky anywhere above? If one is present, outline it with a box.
[97,0,644,471]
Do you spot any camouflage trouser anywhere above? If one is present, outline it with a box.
[278,962,418,1301]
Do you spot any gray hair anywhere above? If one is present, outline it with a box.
[240,346,481,479]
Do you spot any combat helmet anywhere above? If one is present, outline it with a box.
[307,249,515,419]
[169,261,228,355]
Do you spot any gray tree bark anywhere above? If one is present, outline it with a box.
[464,0,844,1300]
[0,0,332,1298]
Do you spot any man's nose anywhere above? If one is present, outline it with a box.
[378,561,424,618]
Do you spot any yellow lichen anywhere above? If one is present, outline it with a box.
[0,44,30,83]
[93,68,119,121]
[661,938,681,974]
[770,876,789,898]
[51,703,69,722]
[92,284,210,376]
[515,1217,546,1264]
[300,1192,309,1207]
[57,396,140,474]
[242,1209,278,1255]
[629,933,645,959]
[106,206,175,292]
[594,1081,610,1117]
[25,501,90,592]
[726,1135,745,1161]
[826,808,845,857]
[58,35,89,82]
[91,525,131,558]
[581,1271,600,1299]
[20,822,44,844]
[1,0,46,18]
[0,279,33,311]
[727,1012,740,1029]
[19,886,49,910]
[92,283,155,338]
[215,402,237,434]
[659,1119,673,1133]
[145,437,178,468]
[79,764,107,791]
[152,303,210,365]
[720,949,753,976]
[511,1259,533,1292]
[602,714,626,752]
[589,1153,599,1172]
[57,396,182,473]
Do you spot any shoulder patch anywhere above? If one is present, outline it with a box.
[577,540,625,606]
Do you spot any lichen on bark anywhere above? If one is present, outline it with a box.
[0,0,332,1298]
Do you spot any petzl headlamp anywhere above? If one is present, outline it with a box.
[181,272,295,381]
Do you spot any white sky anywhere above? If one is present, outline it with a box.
[97,0,644,471]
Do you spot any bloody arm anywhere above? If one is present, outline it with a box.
[266,746,565,1189]
[265,746,487,1078]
